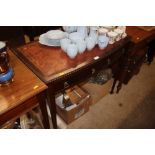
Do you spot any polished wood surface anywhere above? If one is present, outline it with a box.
[110,26,155,94]
[0,50,48,127]
[126,26,155,45]
[0,51,47,115]
[15,37,129,83]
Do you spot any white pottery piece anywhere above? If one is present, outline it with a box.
[98,28,108,36]
[117,26,127,38]
[98,35,109,50]
[107,31,118,44]
[76,40,87,54]
[63,26,78,33]
[60,38,71,52]
[85,36,96,51]
[66,43,78,59]
[89,28,98,44]
[46,30,68,39]
[77,26,89,38]
[69,32,85,43]
[114,28,124,41]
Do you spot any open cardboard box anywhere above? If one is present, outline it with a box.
[56,85,91,124]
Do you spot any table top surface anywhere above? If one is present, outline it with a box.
[0,50,47,116]
[126,26,155,44]
[14,36,129,83]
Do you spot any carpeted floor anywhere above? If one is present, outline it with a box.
[63,59,155,129]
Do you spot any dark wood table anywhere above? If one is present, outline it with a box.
[110,26,155,94]
[0,51,50,128]
[13,36,130,128]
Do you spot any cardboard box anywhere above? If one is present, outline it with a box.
[56,85,91,124]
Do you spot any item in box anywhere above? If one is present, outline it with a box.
[55,85,90,124]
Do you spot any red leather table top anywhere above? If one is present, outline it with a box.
[15,37,129,83]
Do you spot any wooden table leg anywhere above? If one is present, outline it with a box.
[116,81,122,94]
[37,91,50,129]
[110,78,117,94]
[46,85,57,129]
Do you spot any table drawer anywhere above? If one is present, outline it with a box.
[52,63,107,92]
[52,49,123,93]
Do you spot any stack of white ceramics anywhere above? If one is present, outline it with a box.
[39,30,68,46]
[60,32,87,59]
[61,26,112,59]
[98,26,127,44]
[60,26,97,59]
[39,26,127,59]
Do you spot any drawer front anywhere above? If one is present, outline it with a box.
[52,50,123,93]
[127,48,146,68]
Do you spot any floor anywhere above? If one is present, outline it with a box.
[56,59,155,129]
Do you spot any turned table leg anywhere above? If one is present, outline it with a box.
[110,78,117,94]
[116,82,122,94]
[37,91,50,129]
[46,85,57,129]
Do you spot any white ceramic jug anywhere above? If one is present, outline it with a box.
[85,36,96,51]
[89,27,98,44]
[98,35,109,50]
[76,40,87,54]
[77,26,89,38]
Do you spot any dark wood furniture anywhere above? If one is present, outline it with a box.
[110,26,155,94]
[0,50,50,128]
[147,39,155,64]
[13,36,130,128]
[0,27,25,47]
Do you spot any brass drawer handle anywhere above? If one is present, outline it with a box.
[64,81,69,88]
[107,58,111,65]
[91,68,96,74]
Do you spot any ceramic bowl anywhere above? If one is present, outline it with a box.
[85,36,96,51]
[60,38,71,52]
[98,35,109,50]
[66,43,78,59]
[46,30,68,40]
[76,40,87,54]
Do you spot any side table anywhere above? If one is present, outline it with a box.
[110,26,155,94]
[13,37,130,128]
[0,50,49,129]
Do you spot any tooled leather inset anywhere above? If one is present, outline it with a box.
[17,38,129,82]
